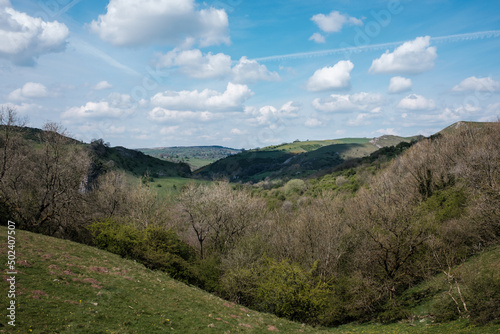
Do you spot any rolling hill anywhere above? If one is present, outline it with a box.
[2,226,498,333]
[138,146,241,170]
[195,135,422,182]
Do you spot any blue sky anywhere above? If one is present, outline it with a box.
[1,0,499,149]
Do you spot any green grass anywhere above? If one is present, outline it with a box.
[1,228,498,333]
[0,227,327,333]
[149,177,212,199]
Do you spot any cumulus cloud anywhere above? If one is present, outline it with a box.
[62,93,135,119]
[307,60,354,92]
[160,126,179,135]
[148,108,217,122]
[8,82,48,101]
[93,81,113,90]
[397,94,436,110]
[230,128,248,135]
[245,101,299,127]
[0,2,69,65]
[154,49,279,83]
[388,76,412,94]
[304,118,322,127]
[369,36,437,74]
[376,128,399,136]
[309,33,325,44]
[452,76,500,92]
[154,48,232,79]
[89,0,229,47]
[311,11,363,33]
[347,113,378,126]
[232,57,280,83]
[312,92,384,113]
[151,82,253,111]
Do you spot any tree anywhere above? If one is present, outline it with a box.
[178,182,265,258]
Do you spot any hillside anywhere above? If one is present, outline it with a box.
[195,135,421,182]
[138,146,241,170]
[1,226,498,333]
[89,140,192,178]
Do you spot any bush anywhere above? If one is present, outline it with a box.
[88,218,202,285]
[222,257,332,324]
[89,217,142,258]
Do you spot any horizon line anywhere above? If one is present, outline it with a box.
[254,30,500,62]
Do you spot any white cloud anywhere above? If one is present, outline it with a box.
[376,128,399,136]
[307,60,354,92]
[89,0,229,47]
[151,82,253,111]
[348,113,376,126]
[230,128,247,135]
[304,118,322,127]
[388,76,412,94]
[8,82,48,101]
[62,93,135,119]
[160,126,179,135]
[309,33,325,43]
[312,92,384,113]
[452,76,500,92]
[0,3,69,65]
[154,48,232,79]
[232,57,280,83]
[93,81,113,90]
[369,36,437,74]
[311,11,363,33]
[245,101,299,126]
[397,94,436,110]
[154,50,279,83]
[148,108,217,122]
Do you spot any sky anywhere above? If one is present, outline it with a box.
[1,0,500,149]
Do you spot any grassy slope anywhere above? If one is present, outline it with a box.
[0,227,323,333]
[1,227,498,333]
[196,136,420,182]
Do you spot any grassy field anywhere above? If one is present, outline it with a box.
[124,174,211,199]
[1,227,498,333]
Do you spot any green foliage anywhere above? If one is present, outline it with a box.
[89,217,142,258]
[88,218,201,285]
[422,187,467,223]
[222,257,332,324]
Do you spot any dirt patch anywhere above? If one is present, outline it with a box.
[230,314,241,319]
[239,323,253,328]
[267,325,279,332]
[32,290,48,299]
[48,264,60,270]
[88,266,108,273]
[18,260,31,267]
[41,254,52,260]
[223,302,235,308]
[64,269,76,276]
[91,284,103,289]
[65,300,79,304]
[83,278,101,285]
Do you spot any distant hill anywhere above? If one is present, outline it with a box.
[195,135,421,182]
[138,146,241,170]
[88,140,192,180]
[1,126,191,179]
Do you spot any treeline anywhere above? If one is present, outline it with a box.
[1,107,499,326]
